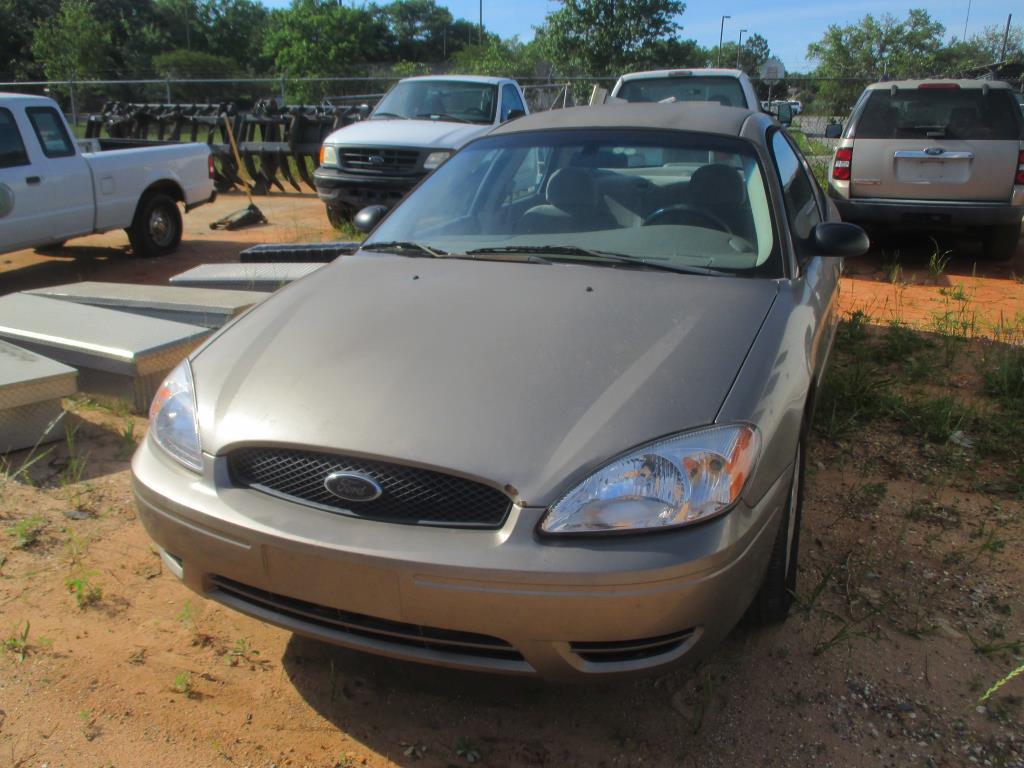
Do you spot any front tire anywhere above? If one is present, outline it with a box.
[325,203,354,230]
[983,223,1021,262]
[128,193,182,257]
[748,439,805,624]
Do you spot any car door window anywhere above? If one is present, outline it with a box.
[26,107,75,158]
[500,85,526,122]
[0,108,30,168]
[771,131,821,242]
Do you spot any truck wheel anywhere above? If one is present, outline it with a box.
[128,193,182,257]
[747,438,805,625]
[983,223,1021,262]
[326,204,354,230]
[34,240,66,254]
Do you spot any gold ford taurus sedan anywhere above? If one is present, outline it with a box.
[133,104,868,679]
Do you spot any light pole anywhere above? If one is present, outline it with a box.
[479,0,483,45]
[736,29,747,68]
[717,16,731,68]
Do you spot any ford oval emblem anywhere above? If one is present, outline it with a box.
[924,147,944,156]
[368,154,386,165]
[324,471,383,503]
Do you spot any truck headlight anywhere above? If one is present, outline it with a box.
[423,151,452,170]
[539,425,760,535]
[320,145,338,167]
[149,360,202,472]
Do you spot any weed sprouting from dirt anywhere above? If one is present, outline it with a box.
[10,516,45,549]
[3,621,30,662]
[116,416,138,460]
[454,737,482,764]
[927,239,952,279]
[59,423,91,512]
[171,671,195,697]
[65,571,103,609]
[980,663,1024,703]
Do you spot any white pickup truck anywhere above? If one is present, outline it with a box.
[0,93,216,257]
[314,75,529,225]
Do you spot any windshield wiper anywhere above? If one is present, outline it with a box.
[464,245,727,276]
[415,113,472,124]
[361,241,448,257]
[372,111,409,120]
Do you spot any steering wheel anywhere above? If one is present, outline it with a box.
[642,204,732,233]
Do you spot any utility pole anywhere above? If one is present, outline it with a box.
[479,0,483,45]
[183,0,191,51]
[717,15,731,68]
[999,13,1012,62]
[736,29,747,68]
[963,0,971,39]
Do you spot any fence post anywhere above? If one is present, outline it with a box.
[280,72,286,105]
[69,77,78,127]
[165,78,172,103]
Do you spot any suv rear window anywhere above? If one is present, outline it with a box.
[856,88,1022,140]
[615,77,746,108]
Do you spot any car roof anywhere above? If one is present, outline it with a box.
[398,75,514,86]
[490,102,757,138]
[617,68,748,81]
[0,92,55,106]
[863,79,1015,91]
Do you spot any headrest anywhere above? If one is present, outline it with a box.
[688,164,746,206]
[546,168,598,208]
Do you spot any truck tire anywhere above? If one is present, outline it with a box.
[747,438,805,625]
[128,193,182,257]
[983,223,1021,262]
[326,203,354,230]
[34,240,66,254]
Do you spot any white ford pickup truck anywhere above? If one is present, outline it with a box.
[314,75,529,224]
[0,93,216,257]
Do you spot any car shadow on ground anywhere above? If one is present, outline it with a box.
[845,230,1023,283]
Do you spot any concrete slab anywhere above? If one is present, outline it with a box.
[26,282,270,328]
[0,340,77,452]
[0,294,209,413]
[169,262,324,291]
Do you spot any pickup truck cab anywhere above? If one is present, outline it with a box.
[609,68,761,110]
[0,93,215,257]
[314,76,528,224]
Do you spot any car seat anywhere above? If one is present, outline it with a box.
[518,168,608,234]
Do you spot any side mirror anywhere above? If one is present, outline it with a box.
[357,103,370,120]
[506,108,526,121]
[776,102,793,126]
[823,123,843,139]
[354,204,388,233]
[812,222,869,258]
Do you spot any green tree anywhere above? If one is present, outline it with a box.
[0,0,61,78]
[540,0,685,74]
[450,37,545,79]
[31,0,112,81]
[193,0,271,71]
[384,0,466,61]
[806,9,946,113]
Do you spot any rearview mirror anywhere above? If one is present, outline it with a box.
[812,222,869,258]
[823,122,843,139]
[776,102,793,126]
[354,204,388,233]
[506,108,526,121]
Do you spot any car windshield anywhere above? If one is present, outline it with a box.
[363,129,780,276]
[856,88,1023,140]
[615,77,747,108]
[371,80,497,124]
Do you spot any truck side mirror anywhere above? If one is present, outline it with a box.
[506,109,526,122]
[824,123,843,139]
[354,205,388,233]
[776,102,793,126]
[357,104,370,120]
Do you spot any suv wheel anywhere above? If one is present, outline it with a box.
[747,438,805,624]
[984,223,1022,262]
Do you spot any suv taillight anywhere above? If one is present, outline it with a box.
[208,154,215,180]
[833,147,853,181]
[1016,150,1024,185]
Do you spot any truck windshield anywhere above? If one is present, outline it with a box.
[364,129,780,277]
[856,89,1023,140]
[615,77,747,108]
[372,81,498,124]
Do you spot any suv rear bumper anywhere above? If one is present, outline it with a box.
[314,166,424,212]
[832,194,1024,229]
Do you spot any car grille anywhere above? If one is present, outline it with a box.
[340,148,420,174]
[228,447,512,528]
[210,575,526,663]
[569,629,696,663]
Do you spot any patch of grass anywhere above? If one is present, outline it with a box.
[968,522,1006,565]
[981,345,1024,409]
[927,239,952,279]
[892,394,972,444]
[454,737,482,764]
[906,499,962,530]
[225,637,261,666]
[0,443,54,489]
[115,416,137,460]
[3,621,30,662]
[10,517,45,549]
[847,481,888,515]
[65,571,103,609]
[171,671,195,697]
[939,283,969,302]
[59,423,91,511]
[814,355,891,440]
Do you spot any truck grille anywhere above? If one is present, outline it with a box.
[228,447,512,528]
[210,575,526,663]
[340,148,420,174]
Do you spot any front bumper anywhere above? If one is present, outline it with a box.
[830,192,1024,229]
[313,166,424,211]
[132,436,789,680]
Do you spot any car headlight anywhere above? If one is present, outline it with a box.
[423,150,452,170]
[320,145,338,167]
[539,424,760,535]
[149,360,202,472]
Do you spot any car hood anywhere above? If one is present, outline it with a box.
[323,118,490,150]
[192,255,778,506]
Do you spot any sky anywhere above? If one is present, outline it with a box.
[263,0,1018,73]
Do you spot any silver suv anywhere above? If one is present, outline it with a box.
[827,79,1024,260]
